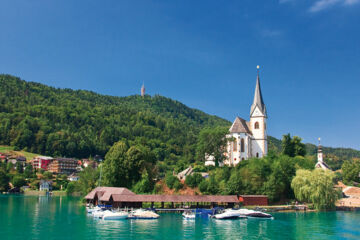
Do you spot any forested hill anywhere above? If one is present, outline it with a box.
[0,74,229,164]
[1,74,359,169]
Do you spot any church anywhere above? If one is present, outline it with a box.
[223,67,268,166]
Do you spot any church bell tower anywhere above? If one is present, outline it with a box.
[250,66,267,158]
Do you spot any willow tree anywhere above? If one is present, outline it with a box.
[291,169,339,210]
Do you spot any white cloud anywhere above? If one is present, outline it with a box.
[309,0,360,12]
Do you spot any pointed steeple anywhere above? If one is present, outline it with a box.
[250,65,267,117]
[141,82,145,97]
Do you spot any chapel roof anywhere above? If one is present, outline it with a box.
[229,117,252,134]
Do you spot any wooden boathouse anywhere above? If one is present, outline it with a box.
[85,187,240,208]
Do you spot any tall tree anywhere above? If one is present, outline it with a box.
[196,126,229,166]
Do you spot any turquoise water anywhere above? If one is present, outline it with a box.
[1,195,360,239]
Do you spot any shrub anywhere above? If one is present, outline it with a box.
[174,181,183,191]
[12,175,26,188]
[165,174,178,189]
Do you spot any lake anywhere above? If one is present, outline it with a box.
[0,195,359,239]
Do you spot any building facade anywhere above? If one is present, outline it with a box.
[48,158,78,174]
[224,68,268,166]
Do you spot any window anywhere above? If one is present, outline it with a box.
[255,122,259,129]
[241,138,245,152]
[264,122,266,130]
[233,139,237,152]
[256,153,259,158]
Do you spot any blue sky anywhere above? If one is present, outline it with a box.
[0,0,359,149]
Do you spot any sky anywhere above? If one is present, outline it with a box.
[0,0,359,149]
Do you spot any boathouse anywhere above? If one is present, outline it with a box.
[85,187,240,208]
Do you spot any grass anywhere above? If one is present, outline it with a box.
[0,145,39,161]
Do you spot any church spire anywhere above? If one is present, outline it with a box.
[141,82,145,97]
[250,65,267,117]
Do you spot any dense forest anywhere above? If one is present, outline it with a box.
[0,74,359,173]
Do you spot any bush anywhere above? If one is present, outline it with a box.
[12,175,26,188]
[185,173,203,188]
[165,174,178,189]
[66,181,78,194]
[199,179,208,193]
[174,181,183,191]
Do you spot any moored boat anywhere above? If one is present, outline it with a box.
[129,209,160,219]
[236,209,273,219]
[102,211,128,220]
[182,210,196,219]
[212,209,245,219]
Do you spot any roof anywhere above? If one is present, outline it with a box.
[250,73,267,117]
[239,195,268,198]
[229,117,252,134]
[315,161,331,170]
[111,194,239,203]
[343,186,360,198]
[84,187,135,201]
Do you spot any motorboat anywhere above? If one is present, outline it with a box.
[212,209,245,219]
[86,206,101,214]
[236,209,273,219]
[129,209,160,219]
[92,210,111,219]
[102,211,128,220]
[182,211,196,219]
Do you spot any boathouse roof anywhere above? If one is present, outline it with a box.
[85,187,239,203]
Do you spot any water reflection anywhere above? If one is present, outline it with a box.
[2,196,360,240]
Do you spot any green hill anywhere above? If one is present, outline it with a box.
[0,74,229,166]
[1,74,359,171]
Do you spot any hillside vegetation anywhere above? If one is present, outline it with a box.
[0,74,359,172]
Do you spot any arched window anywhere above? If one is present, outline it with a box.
[254,122,259,129]
[256,153,259,158]
[233,139,237,152]
[240,138,245,152]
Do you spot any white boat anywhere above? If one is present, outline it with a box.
[212,209,243,219]
[87,206,101,214]
[236,209,273,219]
[102,211,128,220]
[130,209,159,219]
[92,210,111,218]
[182,211,196,219]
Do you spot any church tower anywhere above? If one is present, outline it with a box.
[141,83,145,97]
[250,66,267,158]
[317,138,323,163]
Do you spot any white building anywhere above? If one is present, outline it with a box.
[224,67,268,166]
[315,138,331,170]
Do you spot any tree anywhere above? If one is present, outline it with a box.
[12,175,26,188]
[0,169,10,191]
[77,166,99,195]
[291,169,339,210]
[341,161,360,185]
[43,171,53,180]
[196,127,229,166]
[132,169,154,193]
[24,164,35,178]
[227,172,243,195]
[165,174,178,189]
[16,162,23,174]
[282,134,306,157]
[102,141,155,188]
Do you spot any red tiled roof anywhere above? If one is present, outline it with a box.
[84,187,135,200]
[112,194,239,203]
